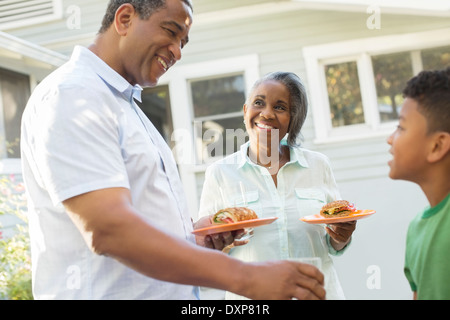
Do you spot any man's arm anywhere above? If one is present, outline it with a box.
[63,187,326,300]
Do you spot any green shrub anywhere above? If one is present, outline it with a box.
[0,175,32,300]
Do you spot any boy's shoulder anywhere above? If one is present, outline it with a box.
[407,193,450,234]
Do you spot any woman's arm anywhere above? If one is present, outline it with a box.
[325,221,356,251]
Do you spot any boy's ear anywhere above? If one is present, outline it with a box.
[428,132,450,163]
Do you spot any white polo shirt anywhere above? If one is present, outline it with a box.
[21,46,198,299]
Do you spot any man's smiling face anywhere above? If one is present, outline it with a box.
[118,0,192,87]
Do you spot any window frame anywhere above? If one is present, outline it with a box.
[0,69,34,175]
[159,54,259,169]
[0,31,66,176]
[303,28,450,144]
[156,54,259,216]
[189,72,248,164]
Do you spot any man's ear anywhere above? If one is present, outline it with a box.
[114,3,135,36]
[428,131,450,163]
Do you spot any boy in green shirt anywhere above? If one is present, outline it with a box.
[387,67,450,300]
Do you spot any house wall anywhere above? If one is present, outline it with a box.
[6,0,106,55]
[181,7,448,299]
[3,0,450,299]
[183,8,449,299]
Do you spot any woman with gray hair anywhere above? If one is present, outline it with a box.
[198,71,356,299]
[245,71,307,148]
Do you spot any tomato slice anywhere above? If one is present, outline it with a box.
[221,217,234,224]
[337,203,356,213]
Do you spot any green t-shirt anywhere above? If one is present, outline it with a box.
[404,193,450,300]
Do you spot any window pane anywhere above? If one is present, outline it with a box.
[422,45,450,71]
[195,116,247,161]
[372,52,413,122]
[190,74,245,118]
[137,85,174,148]
[0,68,30,158]
[325,62,364,127]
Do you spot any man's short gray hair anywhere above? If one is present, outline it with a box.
[98,0,193,33]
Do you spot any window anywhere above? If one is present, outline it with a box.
[150,55,258,215]
[160,54,259,166]
[0,0,63,30]
[0,68,30,159]
[303,29,450,143]
[422,45,450,70]
[325,61,364,127]
[372,52,413,123]
[190,74,247,162]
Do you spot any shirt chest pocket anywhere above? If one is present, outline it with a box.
[229,190,263,217]
[295,188,327,218]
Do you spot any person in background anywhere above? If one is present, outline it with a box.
[198,71,356,299]
[387,67,450,300]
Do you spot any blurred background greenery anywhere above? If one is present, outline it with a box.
[0,174,32,300]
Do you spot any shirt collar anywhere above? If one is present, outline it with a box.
[71,45,142,103]
[422,192,450,219]
[290,142,309,168]
[238,139,309,169]
[237,142,250,169]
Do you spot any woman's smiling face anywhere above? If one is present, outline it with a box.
[244,80,291,149]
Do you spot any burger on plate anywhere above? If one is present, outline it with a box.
[320,200,357,218]
[212,207,258,224]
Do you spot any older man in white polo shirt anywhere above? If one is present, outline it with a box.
[20,0,325,300]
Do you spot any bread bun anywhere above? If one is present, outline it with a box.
[320,200,356,218]
[212,207,258,224]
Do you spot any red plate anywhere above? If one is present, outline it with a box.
[300,210,375,224]
[192,217,278,236]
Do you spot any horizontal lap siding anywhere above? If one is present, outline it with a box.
[192,0,280,13]
[184,10,450,192]
[314,137,392,182]
[7,0,106,54]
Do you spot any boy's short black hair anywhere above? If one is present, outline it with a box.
[403,67,450,133]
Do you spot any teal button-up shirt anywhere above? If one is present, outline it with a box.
[199,140,348,299]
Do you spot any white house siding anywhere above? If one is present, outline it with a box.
[193,0,277,13]
[5,0,107,55]
[2,1,450,299]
